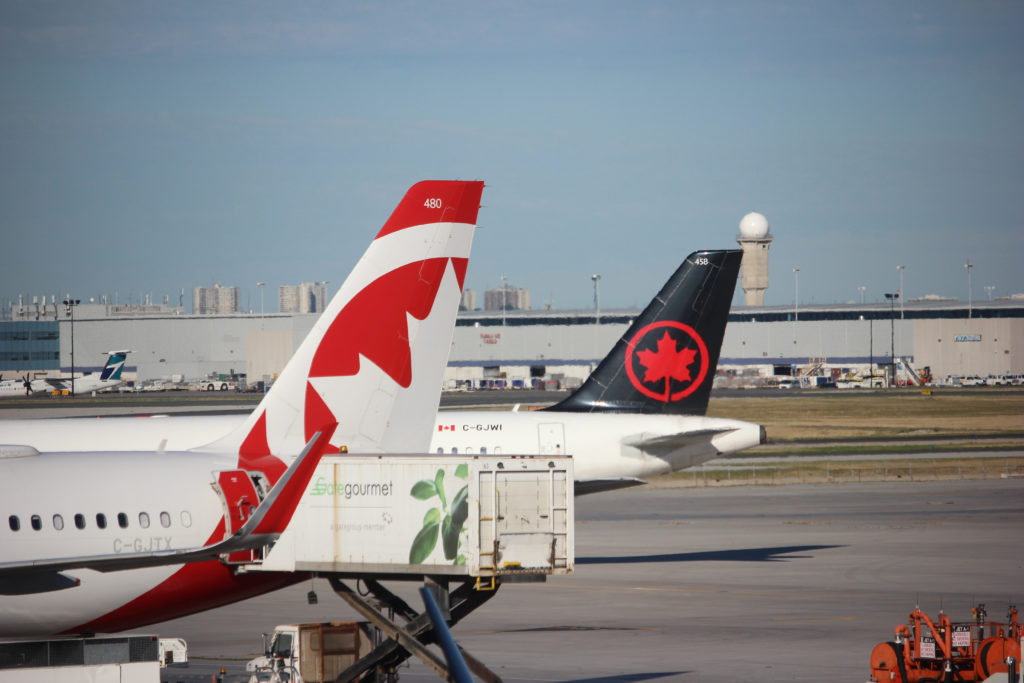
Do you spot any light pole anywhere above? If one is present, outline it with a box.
[984,285,995,301]
[965,260,973,318]
[62,296,80,396]
[793,268,800,322]
[868,316,874,387]
[591,274,601,325]
[858,285,866,305]
[884,292,898,388]
[896,265,905,319]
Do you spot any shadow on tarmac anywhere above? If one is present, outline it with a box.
[565,673,689,682]
[577,544,842,565]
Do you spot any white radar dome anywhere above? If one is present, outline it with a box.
[738,212,770,238]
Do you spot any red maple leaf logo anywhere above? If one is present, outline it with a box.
[635,331,698,402]
[625,321,709,403]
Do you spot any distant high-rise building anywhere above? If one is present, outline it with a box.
[278,282,328,314]
[460,289,477,311]
[193,284,240,314]
[485,284,530,311]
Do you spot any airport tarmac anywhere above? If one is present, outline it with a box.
[156,477,1024,682]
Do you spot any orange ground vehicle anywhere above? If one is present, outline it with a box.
[869,604,1021,682]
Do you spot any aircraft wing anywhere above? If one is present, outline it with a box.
[0,424,335,596]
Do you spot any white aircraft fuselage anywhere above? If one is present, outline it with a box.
[0,449,272,636]
[433,410,763,478]
[0,408,763,484]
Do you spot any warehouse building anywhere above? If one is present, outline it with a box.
[6,207,1019,390]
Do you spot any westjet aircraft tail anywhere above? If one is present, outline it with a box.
[98,351,129,381]
[548,250,742,417]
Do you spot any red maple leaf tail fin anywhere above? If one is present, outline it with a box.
[195,181,484,464]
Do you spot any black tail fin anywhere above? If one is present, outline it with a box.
[546,249,742,416]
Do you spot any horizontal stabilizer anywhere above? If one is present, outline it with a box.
[574,478,647,496]
[624,427,736,458]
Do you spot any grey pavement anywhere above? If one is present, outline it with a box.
[156,478,1024,682]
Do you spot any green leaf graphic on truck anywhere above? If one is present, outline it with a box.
[409,464,469,565]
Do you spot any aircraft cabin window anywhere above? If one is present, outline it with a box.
[180,511,192,528]
[96,513,107,529]
[436,448,443,454]
[139,512,150,529]
[160,512,171,528]
[117,512,129,529]
[31,515,41,531]
[53,514,64,531]
[8,515,19,532]
[74,514,86,530]
[451,447,458,454]
[480,447,487,454]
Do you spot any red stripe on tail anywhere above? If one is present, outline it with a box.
[376,180,483,239]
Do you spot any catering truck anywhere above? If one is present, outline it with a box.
[238,453,574,579]
[241,453,574,681]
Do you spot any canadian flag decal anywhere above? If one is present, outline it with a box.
[438,424,455,432]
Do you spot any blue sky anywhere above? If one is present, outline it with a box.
[1,1,1021,313]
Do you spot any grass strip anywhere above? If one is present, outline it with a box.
[655,456,1024,488]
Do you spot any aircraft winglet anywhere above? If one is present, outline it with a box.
[237,422,337,539]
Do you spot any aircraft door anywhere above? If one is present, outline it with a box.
[538,423,565,455]
[212,469,262,563]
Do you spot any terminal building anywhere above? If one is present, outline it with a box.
[1,299,1021,389]
[3,211,1021,389]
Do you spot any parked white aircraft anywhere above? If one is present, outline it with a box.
[433,249,764,494]
[0,250,762,495]
[0,351,130,397]
[0,180,485,636]
[53,350,131,395]
[0,375,41,397]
